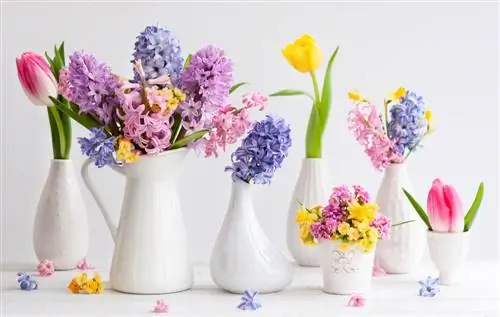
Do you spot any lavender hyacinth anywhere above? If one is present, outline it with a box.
[133,25,184,82]
[67,51,121,124]
[226,115,292,184]
[387,90,427,155]
[180,45,233,113]
[78,128,116,168]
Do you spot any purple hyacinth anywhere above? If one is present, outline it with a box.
[67,51,121,124]
[180,45,233,113]
[225,115,292,185]
[387,90,427,155]
[132,25,184,82]
[78,128,116,168]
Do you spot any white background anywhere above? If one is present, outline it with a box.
[1,2,498,270]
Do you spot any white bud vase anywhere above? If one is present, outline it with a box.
[286,158,327,267]
[33,159,88,270]
[210,179,293,293]
[427,231,470,285]
[375,163,425,274]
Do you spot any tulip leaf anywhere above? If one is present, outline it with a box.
[229,82,249,94]
[170,129,209,149]
[50,97,104,133]
[305,101,322,158]
[402,188,432,230]
[183,54,192,69]
[269,89,314,102]
[47,108,62,159]
[464,182,484,232]
[319,46,340,130]
[58,42,65,65]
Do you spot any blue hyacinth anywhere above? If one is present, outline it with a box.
[17,272,38,291]
[237,290,262,311]
[132,25,184,83]
[387,90,428,155]
[226,115,292,185]
[78,128,116,168]
[418,276,440,297]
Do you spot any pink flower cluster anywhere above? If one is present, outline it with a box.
[348,103,403,170]
[197,93,268,157]
[37,260,54,276]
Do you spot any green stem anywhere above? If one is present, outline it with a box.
[47,109,60,159]
[384,100,389,133]
[60,100,72,159]
[404,129,434,159]
[310,71,321,104]
[48,106,66,159]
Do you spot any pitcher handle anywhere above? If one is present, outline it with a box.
[81,159,125,242]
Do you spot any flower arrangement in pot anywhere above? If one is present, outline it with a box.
[44,25,265,294]
[16,45,88,269]
[296,185,392,294]
[271,34,340,267]
[347,87,433,274]
[210,115,294,294]
[403,179,484,284]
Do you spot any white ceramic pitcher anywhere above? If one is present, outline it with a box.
[81,148,193,294]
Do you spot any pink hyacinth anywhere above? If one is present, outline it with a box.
[37,260,54,276]
[427,179,464,232]
[152,299,169,313]
[76,257,95,271]
[348,103,403,170]
[58,68,73,101]
[347,295,366,307]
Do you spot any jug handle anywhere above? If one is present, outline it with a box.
[81,159,125,242]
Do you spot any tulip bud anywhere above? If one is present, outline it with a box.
[427,179,464,233]
[282,35,323,73]
[16,52,58,106]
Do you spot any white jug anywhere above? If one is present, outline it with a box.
[81,148,193,294]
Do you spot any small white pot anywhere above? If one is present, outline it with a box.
[319,240,375,295]
[427,231,470,285]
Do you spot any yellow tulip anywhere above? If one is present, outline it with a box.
[348,202,378,222]
[282,34,323,73]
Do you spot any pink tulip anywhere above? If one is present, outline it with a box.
[427,179,464,232]
[16,52,58,106]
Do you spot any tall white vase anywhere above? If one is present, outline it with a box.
[375,163,425,274]
[286,158,327,267]
[81,149,192,294]
[210,179,293,294]
[33,159,89,270]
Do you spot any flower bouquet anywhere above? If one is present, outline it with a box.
[272,35,340,266]
[44,25,267,294]
[403,179,484,284]
[296,185,391,294]
[210,115,294,294]
[347,87,433,274]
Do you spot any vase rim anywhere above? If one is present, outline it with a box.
[427,230,470,237]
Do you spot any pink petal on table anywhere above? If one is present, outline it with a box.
[37,260,54,276]
[372,260,386,276]
[76,258,95,270]
[348,295,366,307]
[152,300,169,313]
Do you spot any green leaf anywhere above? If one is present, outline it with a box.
[45,52,54,68]
[183,54,192,69]
[402,188,432,230]
[305,102,322,158]
[170,130,209,149]
[48,106,66,159]
[50,97,103,133]
[318,46,340,130]
[47,108,62,159]
[58,42,65,65]
[229,82,249,94]
[269,89,314,101]
[169,113,183,144]
[464,182,484,232]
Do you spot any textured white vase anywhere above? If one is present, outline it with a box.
[320,240,375,295]
[427,231,470,285]
[286,159,327,267]
[375,163,425,274]
[33,159,89,270]
[81,148,192,294]
[210,179,293,294]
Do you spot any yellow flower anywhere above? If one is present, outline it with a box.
[388,86,406,101]
[83,279,98,294]
[67,280,81,294]
[337,222,350,235]
[299,223,311,241]
[74,273,87,286]
[296,208,318,223]
[92,273,102,284]
[359,236,377,253]
[282,34,323,73]
[116,138,140,164]
[348,91,365,104]
[173,87,186,102]
[338,242,351,252]
[424,109,432,125]
[347,227,360,241]
[348,202,378,222]
[353,220,369,232]
[366,227,379,242]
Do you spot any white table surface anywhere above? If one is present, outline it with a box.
[1,261,498,317]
